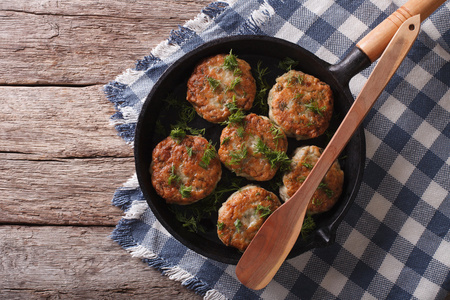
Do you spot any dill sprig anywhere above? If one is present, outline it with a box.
[178,104,197,126]
[301,214,316,240]
[221,109,246,126]
[312,198,323,206]
[279,57,299,71]
[227,76,242,91]
[229,144,248,165]
[236,126,245,138]
[170,127,186,142]
[168,164,181,185]
[225,96,239,113]
[217,222,225,230]
[207,76,221,92]
[254,61,271,114]
[223,50,240,73]
[256,204,273,218]
[255,138,291,170]
[199,141,217,169]
[186,146,193,157]
[304,101,326,116]
[179,184,192,198]
[302,162,314,169]
[270,125,284,146]
[221,136,231,145]
[234,218,242,232]
[318,182,334,198]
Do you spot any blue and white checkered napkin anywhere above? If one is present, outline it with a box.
[105,1,450,299]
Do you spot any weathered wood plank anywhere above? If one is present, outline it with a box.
[0,85,132,158]
[0,154,134,225]
[0,0,212,85]
[0,225,201,299]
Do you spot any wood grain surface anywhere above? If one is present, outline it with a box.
[1,0,210,298]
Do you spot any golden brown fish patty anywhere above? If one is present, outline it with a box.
[150,135,222,205]
[280,145,343,214]
[217,185,281,251]
[218,113,288,181]
[268,70,333,140]
[186,53,256,123]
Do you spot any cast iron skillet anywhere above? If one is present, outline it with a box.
[135,36,367,264]
[134,0,440,264]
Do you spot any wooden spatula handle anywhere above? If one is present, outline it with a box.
[357,0,446,62]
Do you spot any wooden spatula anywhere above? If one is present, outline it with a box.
[236,15,421,290]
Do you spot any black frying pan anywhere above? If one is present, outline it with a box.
[134,0,443,264]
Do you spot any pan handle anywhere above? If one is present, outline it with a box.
[357,0,446,62]
[330,0,445,86]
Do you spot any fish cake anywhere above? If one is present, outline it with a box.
[186,52,256,123]
[280,145,344,214]
[150,134,222,205]
[268,70,333,140]
[218,113,288,181]
[217,185,281,251]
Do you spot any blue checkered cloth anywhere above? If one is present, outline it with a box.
[105,1,450,299]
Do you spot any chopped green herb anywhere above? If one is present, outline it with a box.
[217,222,225,230]
[312,198,323,206]
[255,138,291,170]
[301,214,316,240]
[170,127,186,142]
[236,126,245,138]
[229,144,248,165]
[186,146,193,157]
[304,101,326,116]
[221,109,246,125]
[207,76,221,92]
[225,96,239,113]
[279,57,299,71]
[256,204,272,218]
[179,184,192,198]
[297,74,305,85]
[221,136,231,145]
[223,50,240,72]
[254,61,271,114]
[294,93,304,100]
[199,141,217,169]
[176,214,205,233]
[179,104,197,125]
[228,76,241,91]
[302,162,314,169]
[297,176,307,182]
[287,75,296,87]
[234,218,242,232]
[168,165,180,185]
[187,127,206,136]
[270,125,284,144]
[318,182,334,198]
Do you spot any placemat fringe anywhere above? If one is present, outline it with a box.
[241,0,275,34]
[204,289,228,300]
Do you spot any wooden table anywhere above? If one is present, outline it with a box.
[1,1,210,298]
